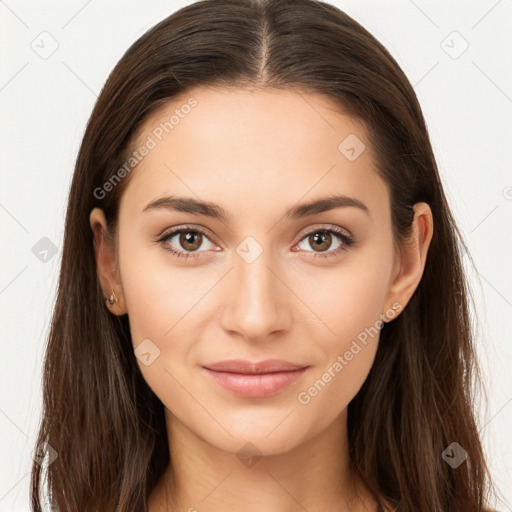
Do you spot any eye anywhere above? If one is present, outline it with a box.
[294,226,354,259]
[157,224,355,261]
[157,225,219,260]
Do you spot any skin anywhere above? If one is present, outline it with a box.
[90,86,433,512]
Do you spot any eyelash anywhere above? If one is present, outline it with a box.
[156,224,355,260]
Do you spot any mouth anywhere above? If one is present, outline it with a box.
[202,359,310,398]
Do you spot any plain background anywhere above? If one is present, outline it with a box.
[1,0,511,510]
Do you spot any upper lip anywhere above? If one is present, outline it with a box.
[203,359,309,374]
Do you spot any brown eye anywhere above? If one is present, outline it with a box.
[296,227,354,258]
[178,230,203,252]
[308,231,332,252]
[158,226,217,259]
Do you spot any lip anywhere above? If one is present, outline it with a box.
[203,359,307,374]
[202,359,310,398]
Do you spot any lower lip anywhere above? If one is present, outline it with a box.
[202,367,309,398]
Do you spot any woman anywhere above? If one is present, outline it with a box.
[30,0,496,510]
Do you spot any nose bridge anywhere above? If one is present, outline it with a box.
[220,241,288,340]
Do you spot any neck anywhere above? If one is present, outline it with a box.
[148,408,378,512]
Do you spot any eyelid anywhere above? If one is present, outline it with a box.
[158,224,221,247]
[157,223,351,244]
[295,223,352,242]
[156,223,213,239]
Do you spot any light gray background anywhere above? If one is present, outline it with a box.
[1,1,511,510]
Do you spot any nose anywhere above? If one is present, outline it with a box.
[220,248,292,343]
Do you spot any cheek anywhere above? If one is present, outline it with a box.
[292,246,393,410]
[293,278,382,420]
[117,236,219,397]
[295,244,393,348]
[118,235,205,345]
[118,242,198,409]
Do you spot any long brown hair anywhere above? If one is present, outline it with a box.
[31,0,495,510]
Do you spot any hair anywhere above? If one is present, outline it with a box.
[31,0,495,510]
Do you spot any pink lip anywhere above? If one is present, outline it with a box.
[202,359,310,398]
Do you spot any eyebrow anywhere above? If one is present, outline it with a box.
[141,194,371,221]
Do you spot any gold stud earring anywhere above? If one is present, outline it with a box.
[105,290,119,306]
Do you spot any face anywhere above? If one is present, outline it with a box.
[106,86,405,455]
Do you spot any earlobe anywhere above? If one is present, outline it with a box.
[89,207,128,315]
[383,202,434,318]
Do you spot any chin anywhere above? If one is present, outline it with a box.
[196,415,312,458]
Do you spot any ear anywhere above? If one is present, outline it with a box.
[383,202,434,320]
[89,207,127,316]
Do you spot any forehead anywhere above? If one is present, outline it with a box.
[120,86,389,223]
